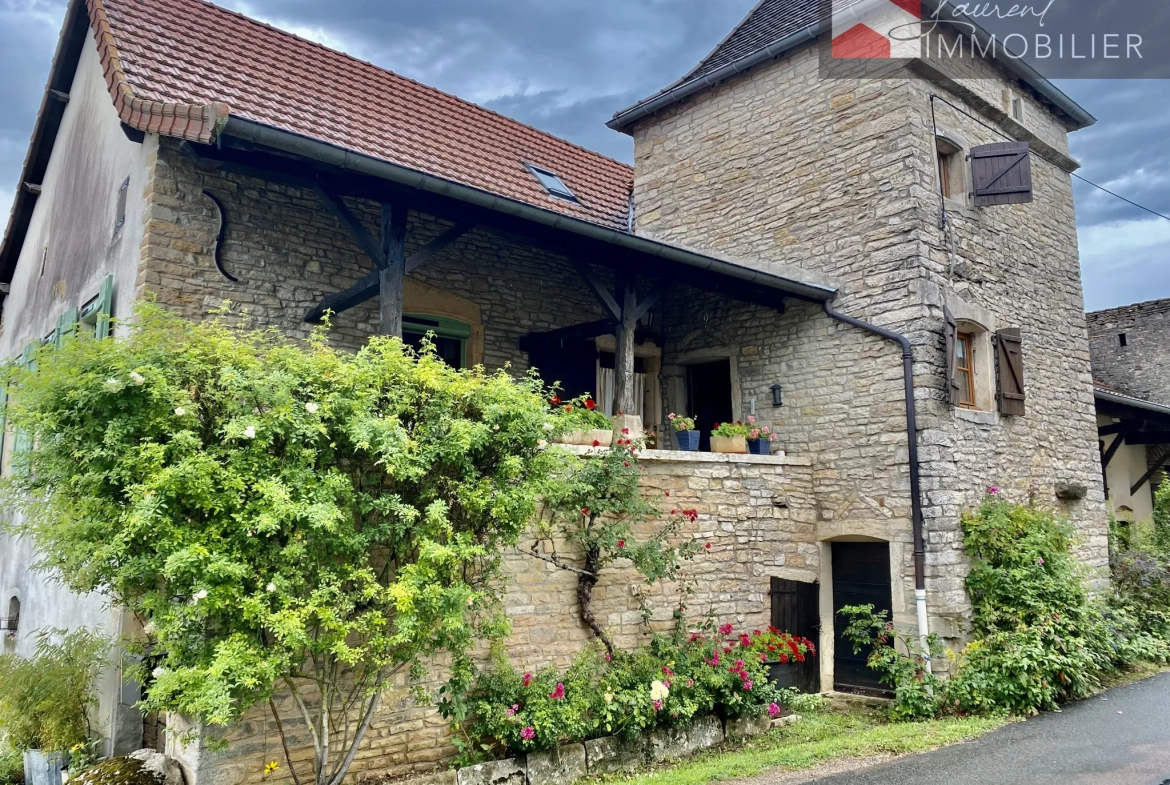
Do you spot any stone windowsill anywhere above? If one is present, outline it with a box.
[560,444,812,467]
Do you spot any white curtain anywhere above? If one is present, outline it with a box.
[596,365,645,419]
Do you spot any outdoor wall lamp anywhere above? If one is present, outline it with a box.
[770,384,783,407]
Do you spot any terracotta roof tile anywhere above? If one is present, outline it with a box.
[90,0,634,230]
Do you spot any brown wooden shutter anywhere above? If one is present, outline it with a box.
[995,328,1026,415]
[971,142,1033,207]
[943,306,960,406]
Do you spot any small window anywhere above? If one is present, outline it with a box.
[935,138,965,202]
[955,332,977,408]
[403,314,472,370]
[525,164,578,203]
[1119,333,1128,347]
[113,176,130,239]
[1011,95,1025,123]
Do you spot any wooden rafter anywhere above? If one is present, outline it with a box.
[315,186,386,269]
[1100,427,1131,472]
[1131,451,1170,496]
[573,260,621,320]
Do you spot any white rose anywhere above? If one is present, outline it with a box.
[537,439,548,449]
[130,372,145,386]
[105,378,122,390]
[152,667,167,679]
[243,425,257,439]
[305,402,319,414]
[542,422,554,432]
[143,621,157,635]
[266,582,276,593]
[649,680,669,702]
[193,589,208,603]
[174,407,187,417]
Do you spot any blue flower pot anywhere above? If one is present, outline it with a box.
[748,439,771,455]
[676,430,700,451]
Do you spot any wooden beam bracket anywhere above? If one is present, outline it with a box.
[573,260,621,320]
[1131,451,1170,496]
[315,186,386,269]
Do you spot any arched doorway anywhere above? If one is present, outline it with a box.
[831,541,892,695]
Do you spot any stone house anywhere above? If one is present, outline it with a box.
[0,0,1108,780]
[1087,298,1170,522]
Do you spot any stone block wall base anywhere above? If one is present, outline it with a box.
[686,715,725,751]
[582,735,646,775]
[525,744,586,785]
[725,714,772,740]
[456,758,525,785]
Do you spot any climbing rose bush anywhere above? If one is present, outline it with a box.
[0,304,580,785]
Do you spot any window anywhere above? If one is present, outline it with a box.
[524,163,578,203]
[955,332,977,408]
[1119,333,1128,347]
[79,275,115,338]
[402,314,472,369]
[935,137,965,202]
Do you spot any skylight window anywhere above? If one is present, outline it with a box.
[525,163,578,203]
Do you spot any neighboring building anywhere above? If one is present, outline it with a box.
[1087,299,1170,521]
[1,0,1108,780]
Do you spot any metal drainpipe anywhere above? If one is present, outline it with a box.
[822,302,932,672]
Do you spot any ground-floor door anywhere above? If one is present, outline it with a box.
[832,541,893,695]
[770,576,820,693]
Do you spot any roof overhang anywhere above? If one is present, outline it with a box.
[1095,388,1170,420]
[224,117,838,303]
[609,0,1096,134]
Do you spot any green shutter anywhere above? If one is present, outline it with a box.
[0,383,7,469]
[56,307,79,345]
[80,275,115,338]
[12,343,37,475]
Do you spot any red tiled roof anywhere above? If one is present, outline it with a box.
[87,0,635,230]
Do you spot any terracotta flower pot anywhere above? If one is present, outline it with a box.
[710,435,748,454]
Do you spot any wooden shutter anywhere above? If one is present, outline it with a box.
[971,142,1033,207]
[97,275,114,338]
[56,307,79,345]
[0,383,7,468]
[943,306,960,406]
[995,328,1026,416]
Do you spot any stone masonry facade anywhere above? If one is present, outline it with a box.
[629,38,1109,639]
[133,136,822,783]
[1087,297,1170,404]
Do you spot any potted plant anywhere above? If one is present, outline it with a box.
[710,421,750,454]
[738,627,816,690]
[550,395,613,446]
[746,417,778,455]
[668,413,699,451]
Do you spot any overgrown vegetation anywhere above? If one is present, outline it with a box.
[455,623,819,762]
[843,490,1170,720]
[0,305,598,785]
[0,629,108,754]
[0,748,25,785]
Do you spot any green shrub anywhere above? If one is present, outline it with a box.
[1154,480,1170,551]
[0,629,108,753]
[839,606,943,721]
[0,748,24,785]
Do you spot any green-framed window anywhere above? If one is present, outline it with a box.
[79,274,115,339]
[403,314,472,370]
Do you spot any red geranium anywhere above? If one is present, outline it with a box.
[585,398,596,410]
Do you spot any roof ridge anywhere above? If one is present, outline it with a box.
[176,0,632,173]
[672,0,771,89]
[86,0,229,142]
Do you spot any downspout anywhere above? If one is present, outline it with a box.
[822,301,931,672]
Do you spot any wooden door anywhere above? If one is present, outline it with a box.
[769,577,821,693]
[831,542,893,695]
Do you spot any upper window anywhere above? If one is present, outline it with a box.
[936,137,965,203]
[403,314,472,370]
[955,332,977,409]
[525,164,578,203]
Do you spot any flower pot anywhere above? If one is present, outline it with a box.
[24,750,67,785]
[588,429,614,447]
[710,435,748,454]
[763,661,799,690]
[675,430,700,451]
[748,439,772,456]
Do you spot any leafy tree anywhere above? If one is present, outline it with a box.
[1,305,576,785]
[1154,479,1170,552]
[527,436,700,654]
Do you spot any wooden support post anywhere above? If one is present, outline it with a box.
[613,275,638,417]
[379,202,408,337]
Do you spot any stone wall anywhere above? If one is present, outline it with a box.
[627,36,1109,644]
[1087,298,1170,404]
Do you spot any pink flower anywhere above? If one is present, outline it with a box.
[707,653,721,667]
[988,485,1001,495]
[663,680,671,689]
[686,679,694,688]
[617,539,626,549]
[522,673,532,687]
[662,666,674,677]
[549,683,565,700]
[705,542,712,550]
[653,699,663,711]
[506,707,516,717]
[520,727,535,741]
[1037,557,1045,565]
[719,623,734,636]
[743,680,753,691]
[768,702,781,718]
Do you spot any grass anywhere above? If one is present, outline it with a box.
[598,707,1010,785]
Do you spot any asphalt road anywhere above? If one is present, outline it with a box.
[808,671,1170,785]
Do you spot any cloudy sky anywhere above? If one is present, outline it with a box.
[1,0,1168,310]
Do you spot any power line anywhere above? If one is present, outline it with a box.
[929,93,1170,223]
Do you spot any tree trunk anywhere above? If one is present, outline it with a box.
[577,545,614,655]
